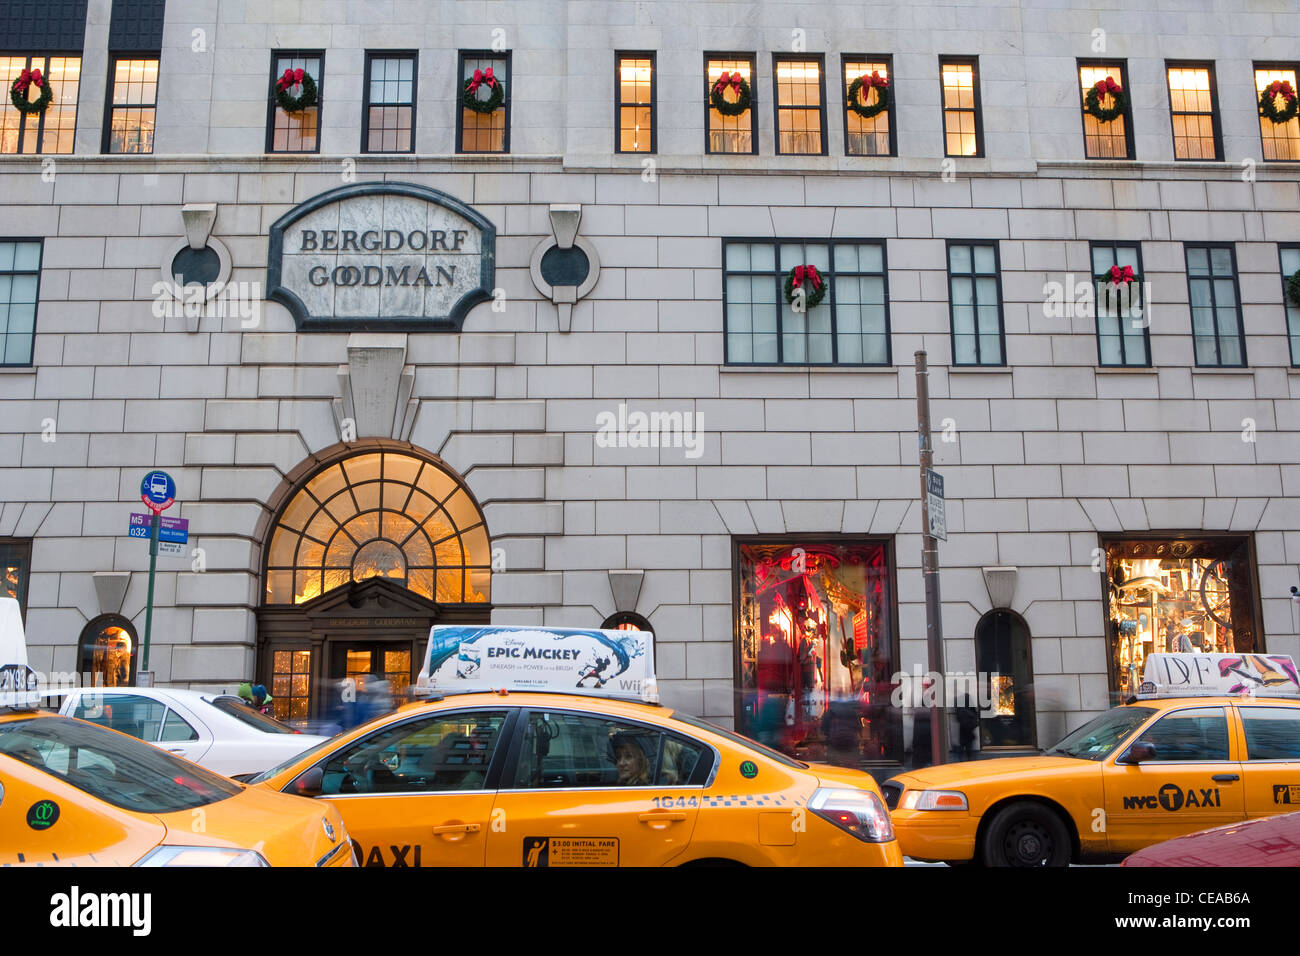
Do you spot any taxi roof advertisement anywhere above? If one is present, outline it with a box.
[416,625,656,699]
[1138,652,1300,699]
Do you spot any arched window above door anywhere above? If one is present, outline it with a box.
[265,451,491,606]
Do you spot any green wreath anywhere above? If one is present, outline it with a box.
[710,73,752,117]
[1259,81,1299,125]
[846,74,890,119]
[274,69,318,113]
[784,266,827,309]
[462,70,505,114]
[1083,78,1127,123]
[1286,269,1300,308]
[9,71,52,115]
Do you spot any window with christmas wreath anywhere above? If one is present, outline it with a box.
[1078,60,1132,159]
[1254,63,1300,162]
[705,55,755,154]
[458,51,509,153]
[2,54,79,154]
[842,55,894,156]
[1279,243,1300,367]
[266,51,321,153]
[1090,241,1149,367]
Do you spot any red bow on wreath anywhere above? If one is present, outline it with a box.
[863,70,888,89]
[793,265,823,290]
[276,68,305,92]
[468,67,497,94]
[1266,80,1296,102]
[1094,76,1122,96]
[12,68,43,93]
[714,71,742,95]
[1109,265,1134,285]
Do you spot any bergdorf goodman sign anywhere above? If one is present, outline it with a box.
[267,182,496,330]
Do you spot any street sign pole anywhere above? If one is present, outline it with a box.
[137,469,177,688]
[143,512,159,679]
[915,351,948,766]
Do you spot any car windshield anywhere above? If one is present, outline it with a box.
[672,712,808,769]
[1046,706,1155,761]
[247,736,342,785]
[208,697,298,734]
[0,716,240,813]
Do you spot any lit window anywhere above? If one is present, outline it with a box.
[947,241,1004,366]
[1079,62,1131,159]
[706,55,755,154]
[106,56,157,154]
[1255,64,1300,162]
[1166,64,1219,160]
[940,58,980,157]
[616,53,654,153]
[459,52,509,153]
[364,53,415,153]
[267,51,321,153]
[1185,244,1245,367]
[0,539,31,615]
[0,55,80,154]
[843,57,892,156]
[774,57,824,155]
[0,239,41,366]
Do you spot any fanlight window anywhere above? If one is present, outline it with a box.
[265,452,491,605]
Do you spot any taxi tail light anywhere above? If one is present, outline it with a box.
[807,788,895,844]
[135,846,270,867]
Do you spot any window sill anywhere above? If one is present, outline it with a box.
[1094,365,1157,373]
[947,366,1011,373]
[0,366,35,374]
[1190,367,1254,374]
[720,365,897,374]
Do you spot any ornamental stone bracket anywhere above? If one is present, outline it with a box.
[982,567,1018,610]
[332,333,416,442]
[530,204,601,332]
[93,571,131,617]
[608,569,645,614]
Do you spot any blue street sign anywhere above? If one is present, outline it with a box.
[140,470,176,513]
[128,513,188,544]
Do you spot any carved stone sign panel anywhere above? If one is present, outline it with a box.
[267,182,496,331]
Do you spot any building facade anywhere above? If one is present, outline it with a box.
[2,0,1299,771]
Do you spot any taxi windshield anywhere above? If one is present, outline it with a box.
[672,713,808,769]
[1046,706,1155,761]
[0,716,240,812]
[247,735,340,785]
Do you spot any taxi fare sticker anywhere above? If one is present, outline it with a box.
[523,837,619,867]
[1273,784,1300,805]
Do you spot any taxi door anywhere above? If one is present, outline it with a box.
[1233,703,1300,819]
[1102,705,1245,855]
[485,709,702,868]
[306,707,514,868]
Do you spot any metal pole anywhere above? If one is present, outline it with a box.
[915,351,948,765]
[142,512,159,680]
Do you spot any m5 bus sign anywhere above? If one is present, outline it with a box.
[128,513,189,544]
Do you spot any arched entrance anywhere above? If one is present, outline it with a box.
[256,447,492,723]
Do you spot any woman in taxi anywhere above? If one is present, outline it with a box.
[611,733,652,786]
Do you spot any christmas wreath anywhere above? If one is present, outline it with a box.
[10,67,52,115]
[275,68,318,113]
[784,265,827,309]
[1286,269,1300,308]
[1259,79,1299,125]
[462,67,504,114]
[1099,264,1136,286]
[710,71,752,117]
[846,71,890,119]
[1084,76,1127,123]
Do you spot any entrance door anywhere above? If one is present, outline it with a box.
[329,641,416,725]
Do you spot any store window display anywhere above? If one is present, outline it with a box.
[1104,536,1260,700]
[78,615,137,688]
[736,540,899,766]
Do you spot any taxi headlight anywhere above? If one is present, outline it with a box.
[899,789,969,811]
[808,788,895,843]
[135,846,270,867]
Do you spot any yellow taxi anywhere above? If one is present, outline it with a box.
[252,692,901,867]
[884,652,1300,866]
[0,711,356,867]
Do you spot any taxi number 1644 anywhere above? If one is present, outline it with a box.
[651,796,699,808]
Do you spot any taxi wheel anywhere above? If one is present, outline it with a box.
[981,802,1071,868]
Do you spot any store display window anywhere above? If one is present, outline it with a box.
[1104,536,1261,700]
[735,539,898,766]
[78,615,137,688]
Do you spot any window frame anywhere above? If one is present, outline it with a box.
[0,236,42,368]
[0,52,81,154]
[456,49,511,155]
[361,49,417,155]
[938,56,983,159]
[1253,60,1300,163]
[1163,59,1223,162]
[614,50,656,154]
[264,48,324,155]
[945,239,1006,367]
[1237,705,1300,761]
[1184,242,1247,368]
[721,236,893,367]
[704,51,759,156]
[0,537,32,617]
[1077,58,1135,161]
[771,52,827,157]
[100,52,158,155]
[1089,240,1151,368]
[1278,242,1300,367]
[840,53,896,157]
[1118,706,1232,764]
